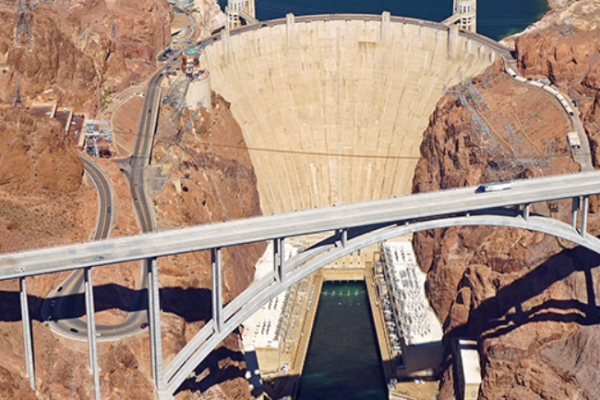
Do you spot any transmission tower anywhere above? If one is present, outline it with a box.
[15,0,33,49]
[13,79,25,109]
[111,21,117,41]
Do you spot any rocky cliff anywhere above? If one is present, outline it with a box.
[152,94,264,399]
[0,0,172,114]
[0,96,262,399]
[413,16,600,400]
[0,107,95,252]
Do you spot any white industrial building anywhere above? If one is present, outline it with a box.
[379,240,444,377]
[242,242,301,374]
[454,339,482,400]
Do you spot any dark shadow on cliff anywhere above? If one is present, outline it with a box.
[440,243,600,397]
[445,244,600,342]
[175,331,248,396]
[0,285,213,323]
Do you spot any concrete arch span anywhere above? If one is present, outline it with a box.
[200,14,506,214]
[164,209,600,394]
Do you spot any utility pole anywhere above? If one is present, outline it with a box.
[15,0,33,49]
[13,79,25,109]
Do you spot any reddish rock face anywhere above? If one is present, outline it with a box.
[0,95,261,399]
[0,107,83,194]
[515,25,600,171]
[413,28,600,400]
[0,0,172,114]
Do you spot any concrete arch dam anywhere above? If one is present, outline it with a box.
[200,14,505,214]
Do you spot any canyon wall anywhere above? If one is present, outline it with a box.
[0,2,262,398]
[413,16,600,400]
[0,0,172,114]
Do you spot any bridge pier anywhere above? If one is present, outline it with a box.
[84,267,101,400]
[19,277,35,391]
[147,258,166,393]
[340,229,348,247]
[211,249,223,332]
[581,196,589,237]
[274,238,285,282]
[572,197,580,229]
[523,203,530,221]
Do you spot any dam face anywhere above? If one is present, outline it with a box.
[200,15,499,214]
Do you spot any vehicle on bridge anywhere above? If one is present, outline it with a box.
[475,181,512,194]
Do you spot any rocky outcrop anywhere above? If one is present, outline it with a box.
[515,20,600,170]
[0,107,98,253]
[0,93,262,399]
[0,0,172,114]
[190,0,227,39]
[0,107,83,194]
[151,93,265,399]
[413,25,600,400]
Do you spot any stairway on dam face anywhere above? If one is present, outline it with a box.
[200,18,498,214]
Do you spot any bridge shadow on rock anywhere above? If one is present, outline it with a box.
[0,285,212,323]
[175,334,248,396]
[446,245,600,343]
[440,245,600,399]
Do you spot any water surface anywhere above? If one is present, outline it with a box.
[296,282,387,400]
[218,0,549,40]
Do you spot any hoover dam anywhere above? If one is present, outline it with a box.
[199,14,508,214]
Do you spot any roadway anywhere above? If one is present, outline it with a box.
[44,2,188,339]
[196,13,513,61]
[42,47,173,340]
[41,155,112,338]
[504,59,593,171]
[41,155,150,339]
[2,169,600,281]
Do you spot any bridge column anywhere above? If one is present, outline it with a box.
[147,258,166,395]
[84,267,101,400]
[572,197,580,229]
[523,203,530,221]
[340,229,348,248]
[211,249,223,333]
[581,196,589,237]
[274,238,284,282]
[19,277,35,391]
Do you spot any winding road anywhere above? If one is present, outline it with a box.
[40,0,194,341]
[43,56,174,340]
[42,155,149,339]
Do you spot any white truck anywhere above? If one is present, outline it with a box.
[567,131,581,149]
[475,181,513,194]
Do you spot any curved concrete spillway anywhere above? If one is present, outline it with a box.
[200,15,503,214]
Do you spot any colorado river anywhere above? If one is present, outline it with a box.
[296,282,387,400]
